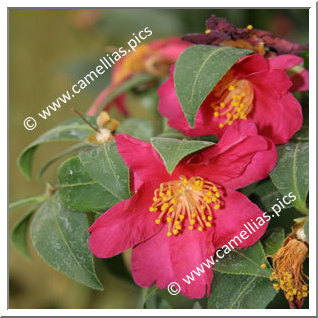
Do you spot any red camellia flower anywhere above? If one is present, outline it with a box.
[88,121,277,298]
[87,37,191,116]
[158,54,304,144]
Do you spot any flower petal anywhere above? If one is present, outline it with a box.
[212,189,269,250]
[116,134,168,189]
[178,121,277,190]
[131,227,215,299]
[233,54,269,78]
[88,182,162,258]
[250,70,303,144]
[151,37,192,61]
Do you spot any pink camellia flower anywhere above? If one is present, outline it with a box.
[88,121,277,298]
[87,37,192,116]
[158,54,303,144]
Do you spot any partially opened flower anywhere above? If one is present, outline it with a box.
[88,121,276,298]
[87,37,192,116]
[158,54,303,144]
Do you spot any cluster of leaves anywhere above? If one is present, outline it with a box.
[11,44,309,309]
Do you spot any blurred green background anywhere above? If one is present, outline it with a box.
[9,8,309,309]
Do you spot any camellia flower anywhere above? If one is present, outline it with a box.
[182,14,308,56]
[88,121,277,298]
[158,54,303,144]
[87,37,192,116]
[269,221,309,309]
[181,14,309,92]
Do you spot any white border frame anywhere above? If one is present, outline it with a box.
[3,1,316,316]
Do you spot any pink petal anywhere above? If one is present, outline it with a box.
[178,121,277,190]
[268,54,304,72]
[290,70,309,92]
[233,54,269,78]
[115,134,169,189]
[268,55,309,92]
[212,189,269,250]
[131,227,215,299]
[250,70,303,144]
[153,37,192,61]
[88,182,162,258]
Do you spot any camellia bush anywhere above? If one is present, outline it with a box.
[10,14,309,309]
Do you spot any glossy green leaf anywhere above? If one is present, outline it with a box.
[250,179,293,212]
[174,45,252,127]
[208,272,277,309]
[30,195,103,290]
[38,142,91,178]
[213,242,272,278]
[18,116,96,179]
[151,137,214,174]
[158,126,218,143]
[11,207,37,260]
[58,156,118,212]
[79,141,130,201]
[270,142,309,214]
[9,195,48,212]
[262,227,285,256]
[117,118,154,141]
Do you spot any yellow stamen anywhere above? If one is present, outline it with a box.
[210,70,254,128]
[149,176,223,237]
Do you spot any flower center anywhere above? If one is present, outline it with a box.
[210,71,254,128]
[149,175,223,237]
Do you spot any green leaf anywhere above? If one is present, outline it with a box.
[58,156,118,212]
[9,195,48,212]
[142,287,173,309]
[208,272,277,309]
[96,73,156,114]
[30,195,103,290]
[150,137,214,174]
[18,116,97,179]
[158,126,218,143]
[79,141,130,201]
[250,179,293,212]
[174,45,252,127]
[38,143,91,178]
[213,242,272,278]
[11,207,37,260]
[270,142,309,214]
[262,227,285,256]
[116,118,154,141]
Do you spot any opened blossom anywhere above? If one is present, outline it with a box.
[88,121,277,298]
[158,54,304,144]
[87,37,191,116]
